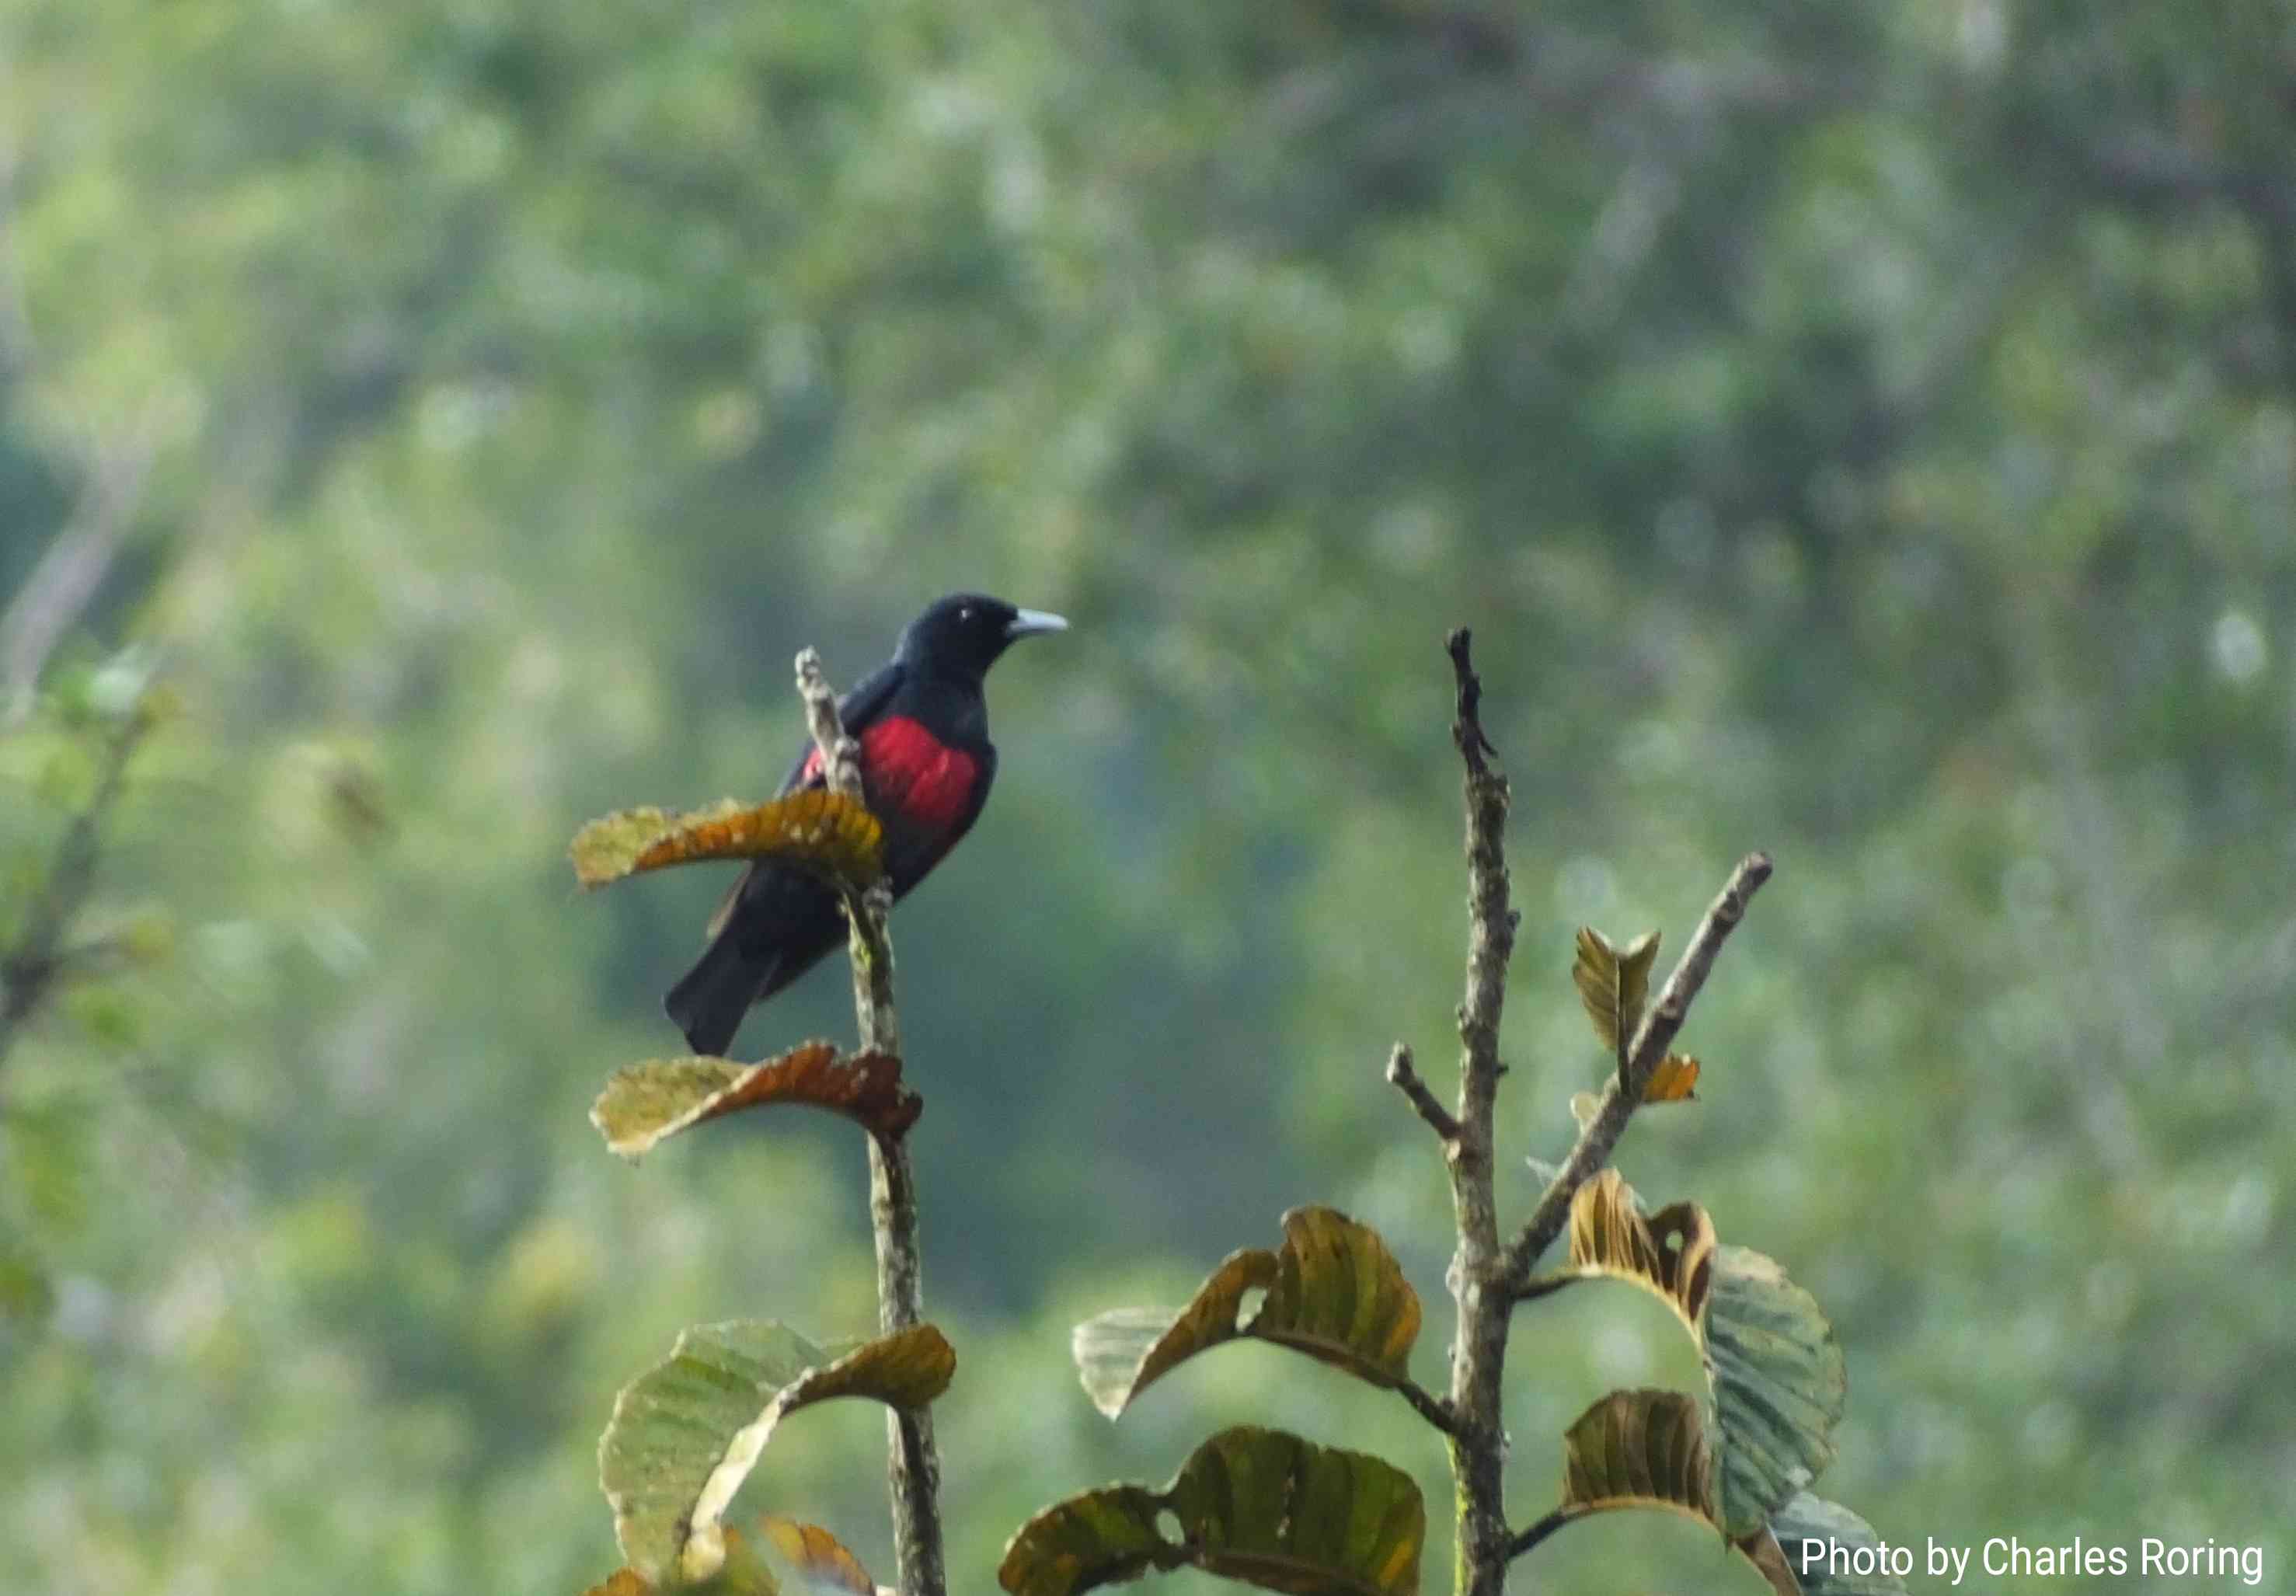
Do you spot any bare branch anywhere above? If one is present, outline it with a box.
[1508,1271,1579,1309]
[1497,852,1773,1293]
[1506,1506,1575,1563]
[1386,1042,1460,1142]
[1438,626,1518,1596]
[796,646,898,1058]
[791,646,942,1596]
[796,647,866,803]
[0,114,37,377]
[1,437,156,727]
[0,702,153,1073]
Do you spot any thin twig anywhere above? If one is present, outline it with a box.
[793,647,943,1596]
[1496,852,1773,1293]
[0,702,152,1075]
[1395,1377,1460,1437]
[1505,1506,1577,1563]
[1508,1272,1580,1309]
[1385,1043,1460,1142]
[795,647,864,797]
[1438,628,1518,1596]
[1,437,155,727]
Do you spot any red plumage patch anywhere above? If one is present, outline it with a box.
[861,718,978,832]
[797,720,977,835]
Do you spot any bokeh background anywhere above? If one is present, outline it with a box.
[4,3,2293,1592]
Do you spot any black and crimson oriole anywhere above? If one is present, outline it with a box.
[666,593,1067,1056]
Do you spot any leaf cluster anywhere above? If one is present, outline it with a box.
[1003,896,1895,1596]
[568,791,944,1594]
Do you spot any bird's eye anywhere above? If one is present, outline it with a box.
[959,605,974,622]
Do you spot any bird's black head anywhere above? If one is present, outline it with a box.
[895,593,1068,683]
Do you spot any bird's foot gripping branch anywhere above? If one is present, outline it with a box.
[1002,632,1897,1596]
[568,648,953,1596]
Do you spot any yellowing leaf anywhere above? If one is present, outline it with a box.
[600,1320,953,1584]
[1559,1388,1716,1528]
[1566,1169,1716,1333]
[1071,1207,1420,1418]
[591,1041,922,1155]
[1642,1052,1700,1103]
[998,1427,1423,1596]
[580,1572,653,1596]
[580,1518,879,1596]
[757,1516,880,1596]
[570,791,882,890]
[1572,927,1660,1073]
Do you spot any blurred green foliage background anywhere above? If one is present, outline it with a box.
[2,2,2291,1591]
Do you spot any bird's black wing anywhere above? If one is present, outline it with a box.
[771,657,907,795]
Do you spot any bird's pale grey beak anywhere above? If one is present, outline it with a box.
[1005,608,1069,639]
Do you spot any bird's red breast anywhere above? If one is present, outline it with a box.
[798,716,980,834]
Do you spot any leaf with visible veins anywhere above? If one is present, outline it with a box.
[601,1320,953,1583]
[591,1040,921,1154]
[1572,926,1660,1060]
[570,790,881,891]
[1071,1207,1420,1418]
[999,1427,1423,1596]
[1519,1171,1847,1538]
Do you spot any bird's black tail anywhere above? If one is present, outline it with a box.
[664,932,758,1058]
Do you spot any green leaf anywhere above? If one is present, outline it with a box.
[1760,1493,1911,1595]
[1520,1172,1845,1539]
[998,1426,1423,1596]
[1570,926,1660,1060]
[0,1242,53,1325]
[1071,1207,1420,1418]
[600,1319,954,1583]
[1705,1247,1848,1536]
[590,1040,921,1155]
[570,791,883,890]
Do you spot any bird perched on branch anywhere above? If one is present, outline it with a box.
[666,593,1068,1057]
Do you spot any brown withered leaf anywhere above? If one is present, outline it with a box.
[1572,927,1660,1068]
[579,1518,869,1596]
[579,1572,653,1596]
[1566,1169,1716,1333]
[571,790,882,890]
[591,1041,921,1156]
[757,1515,880,1596]
[1071,1207,1420,1418]
[1641,1052,1700,1103]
